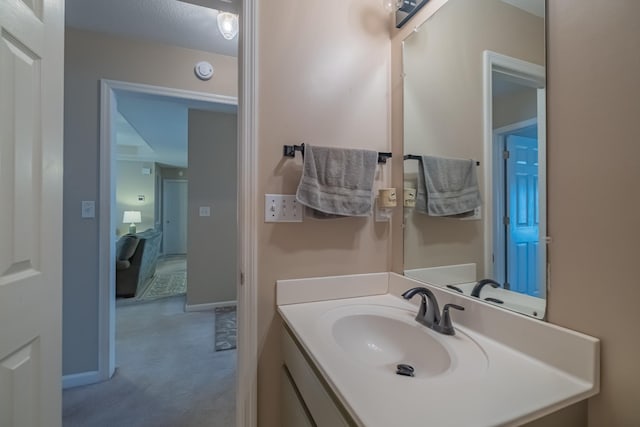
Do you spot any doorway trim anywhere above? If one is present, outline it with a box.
[482,50,546,289]
[98,79,255,419]
[237,1,259,425]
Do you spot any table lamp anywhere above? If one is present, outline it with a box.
[122,211,141,234]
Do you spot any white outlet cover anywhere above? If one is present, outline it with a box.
[81,200,95,218]
[199,206,211,217]
[264,194,303,222]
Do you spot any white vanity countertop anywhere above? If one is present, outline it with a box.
[277,273,600,427]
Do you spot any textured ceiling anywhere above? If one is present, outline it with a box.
[65,0,239,57]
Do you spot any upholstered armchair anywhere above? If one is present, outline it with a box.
[115,229,162,298]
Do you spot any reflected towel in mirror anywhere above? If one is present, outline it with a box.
[416,155,481,217]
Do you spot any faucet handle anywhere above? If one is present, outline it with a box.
[437,304,465,336]
[443,303,465,312]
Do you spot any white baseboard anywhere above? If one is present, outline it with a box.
[62,370,101,389]
[185,300,237,312]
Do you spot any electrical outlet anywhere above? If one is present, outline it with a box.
[264,194,303,222]
[460,206,482,221]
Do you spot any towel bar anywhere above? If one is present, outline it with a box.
[283,143,392,164]
[404,154,480,166]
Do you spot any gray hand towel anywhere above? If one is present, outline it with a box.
[416,155,481,216]
[295,145,378,218]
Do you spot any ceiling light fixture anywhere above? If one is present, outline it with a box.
[217,11,239,40]
[382,0,403,12]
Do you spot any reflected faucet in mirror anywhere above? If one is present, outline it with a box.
[470,279,501,298]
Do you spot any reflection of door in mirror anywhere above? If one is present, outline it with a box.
[487,54,546,305]
[506,134,539,295]
[497,129,540,296]
[401,0,546,319]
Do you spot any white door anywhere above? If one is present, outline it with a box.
[0,0,64,425]
[163,180,188,254]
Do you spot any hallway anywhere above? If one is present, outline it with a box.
[63,296,235,427]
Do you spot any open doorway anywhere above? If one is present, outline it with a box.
[483,50,546,300]
[106,82,239,350]
[61,79,239,425]
[60,0,258,423]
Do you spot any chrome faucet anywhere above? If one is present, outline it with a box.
[470,279,501,298]
[401,287,464,335]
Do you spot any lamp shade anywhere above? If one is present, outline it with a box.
[122,211,141,224]
[217,12,239,40]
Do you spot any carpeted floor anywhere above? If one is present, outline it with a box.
[63,295,236,427]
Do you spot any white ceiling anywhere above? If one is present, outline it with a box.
[65,0,239,57]
[114,91,237,168]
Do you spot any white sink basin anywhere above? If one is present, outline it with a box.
[317,304,488,380]
[332,312,451,378]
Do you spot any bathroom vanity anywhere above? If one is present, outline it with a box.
[277,273,599,427]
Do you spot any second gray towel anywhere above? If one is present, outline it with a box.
[416,155,481,216]
[296,145,378,218]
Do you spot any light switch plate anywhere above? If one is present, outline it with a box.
[265,194,303,222]
[81,200,95,218]
[199,206,211,217]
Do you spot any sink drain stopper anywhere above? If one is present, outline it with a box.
[396,363,415,377]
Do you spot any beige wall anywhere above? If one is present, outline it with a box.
[187,109,237,306]
[63,28,237,375]
[115,160,156,236]
[547,1,640,426]
[400,0,544,277]
[256,1,391,424]
[493,87,538,129]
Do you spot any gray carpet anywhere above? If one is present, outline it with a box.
[63,295,236,427]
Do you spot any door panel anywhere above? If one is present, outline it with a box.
[506,135,540,296]
[163,180,188,254]
[0,0,63,424]
[0,339,40,427]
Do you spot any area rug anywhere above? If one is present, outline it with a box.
[138,270,187,302]
[215,305,237,351]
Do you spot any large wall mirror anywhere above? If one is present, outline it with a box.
[402,0,546,318]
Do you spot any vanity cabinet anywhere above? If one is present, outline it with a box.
[281,369,314,427]
[277,274,599,427]
[281,327,354,427]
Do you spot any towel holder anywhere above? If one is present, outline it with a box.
[284,143,392,164]
[404,154,480,166]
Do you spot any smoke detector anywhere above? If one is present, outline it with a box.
[194,61,214,81]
